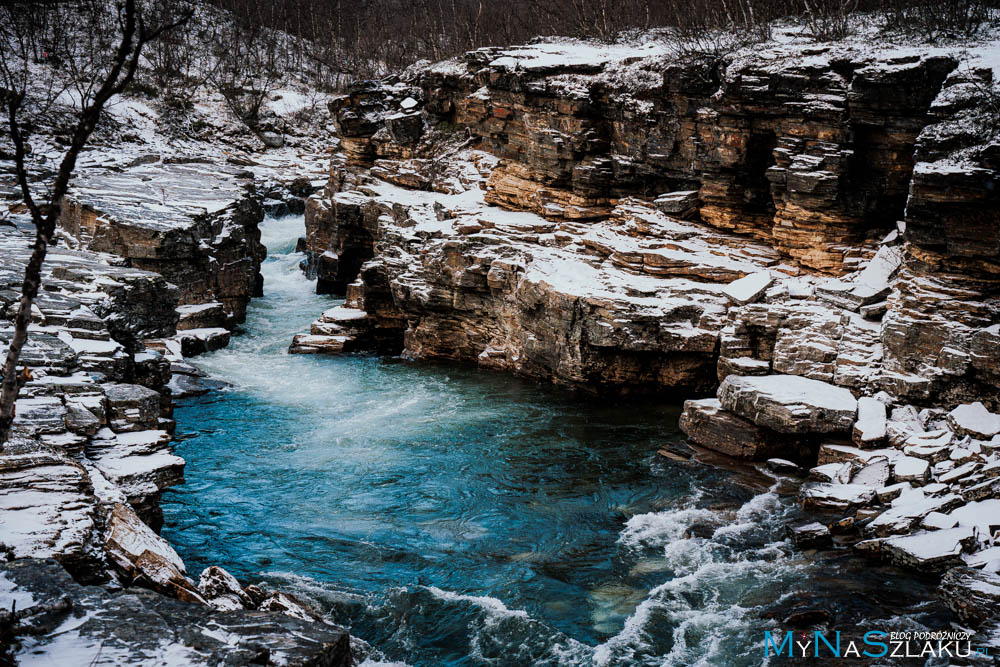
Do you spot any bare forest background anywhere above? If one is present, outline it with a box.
[215,0,1000,82]
[4,0,999,138]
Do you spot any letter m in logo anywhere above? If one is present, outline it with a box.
[765,630,793,657]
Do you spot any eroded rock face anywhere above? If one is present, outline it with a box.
[297,177,766,392]
[0,435,102,581]
[2,558,353,667]
[310,37,999,412]
[0,220,192,581]
[879,66,1000,407]
[938,567,1000,626]
[59,163,266,330]
[336,41,960,276]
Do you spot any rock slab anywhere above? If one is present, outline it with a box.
[718,374,858,434]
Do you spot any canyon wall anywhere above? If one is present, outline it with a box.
[58,163,266,343]
[296,35,1000,591]
[302,38,999,406]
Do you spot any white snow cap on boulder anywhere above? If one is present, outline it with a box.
[718,374,858,434]
[722,271,772,305]
[948,402,1000,440]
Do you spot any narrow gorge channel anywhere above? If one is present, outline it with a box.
[162,215,949,666]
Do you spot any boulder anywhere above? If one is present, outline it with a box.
[799,482,875,512]
[103,383,161,433]
[103,503,205,604]
[64,402,102,436]
[260,131,285,148]
[852,397,887,447]
[938,567,1000,625]
[385,111,425,145]
[893,456,930,485]
[718,374,858,434]
[678,398,784,459]
[948,402,1000,439]
[199,565,252,611]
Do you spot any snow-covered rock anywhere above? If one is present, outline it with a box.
[948,402,1000,440]
[799,482,875,512]
[722,271,772,305]
[938,567,1000,625]
[852,396,887,447]
[103,502,205,604]
[718,374,858,434]
[879,527,977,572]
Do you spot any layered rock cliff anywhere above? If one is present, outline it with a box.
[1,162,349,663]
[57,163,267,349]
[298,36,999,406]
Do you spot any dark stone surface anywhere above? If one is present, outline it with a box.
[3,559,353,667]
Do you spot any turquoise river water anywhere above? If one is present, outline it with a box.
[161,215,953,666]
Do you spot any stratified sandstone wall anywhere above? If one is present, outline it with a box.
[880,65,1000,405]
[304,37,998,407]
[58,163,266,334]
[335,42,958,275]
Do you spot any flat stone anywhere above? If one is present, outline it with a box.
[12,397,68,435]
[948,402,1000,439]
[876,481,912,503]
[963,546,1000,570]
[678,398,784,459]
[654,190,699,216]
[865,493,964,537]
[767,458,804,474]
[722,271,772,305]
[962,477,1000,502]
[718,374,858,434]
[880,526,977,572]
[808,462,854,483]
[288,333,352,355]
[786,521,832,549]
[851,456,890,487]
[921,511,958,530]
